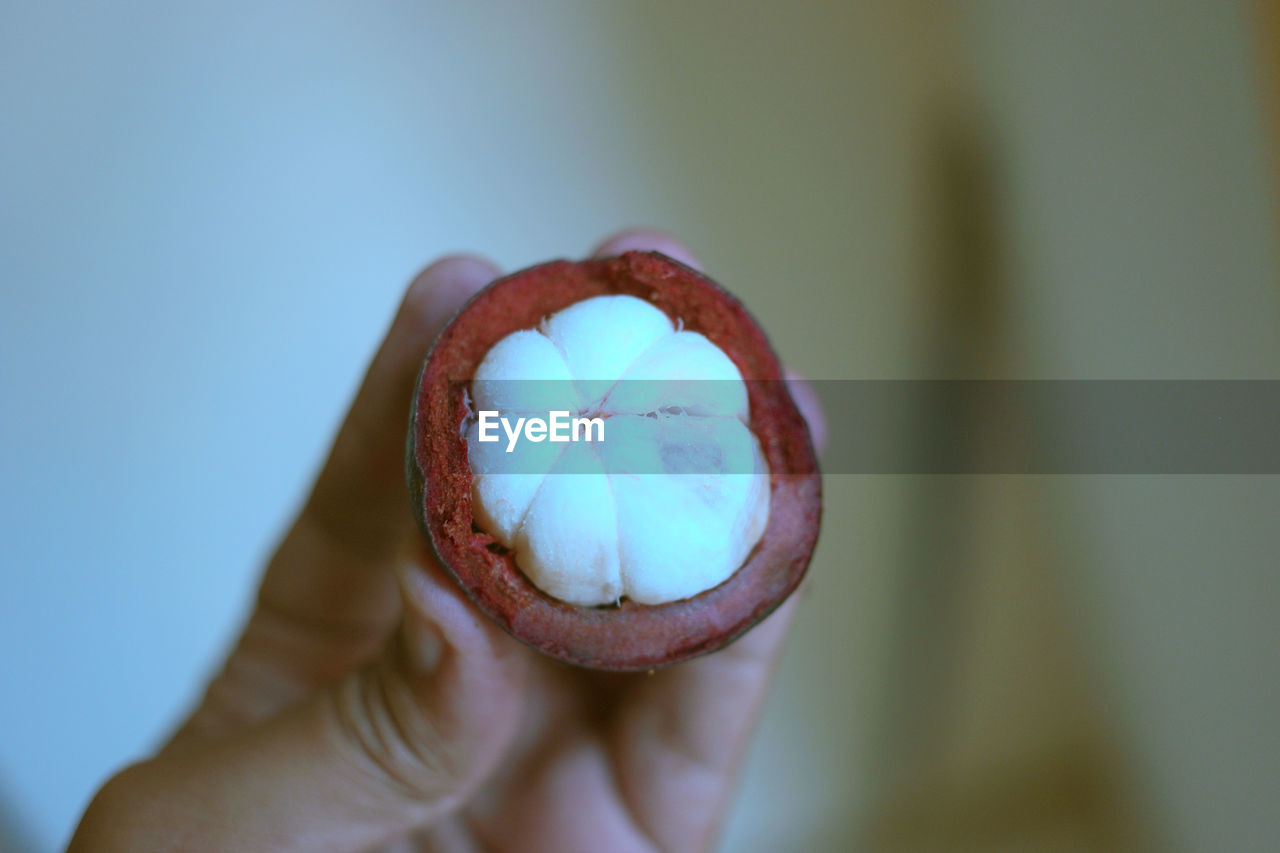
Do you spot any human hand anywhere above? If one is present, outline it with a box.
[68,230,826,853]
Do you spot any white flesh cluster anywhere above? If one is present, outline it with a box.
[467,295,770,606]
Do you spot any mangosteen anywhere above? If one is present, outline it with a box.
[407,251,820,670]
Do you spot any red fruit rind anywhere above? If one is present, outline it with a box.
[407,251,821,670]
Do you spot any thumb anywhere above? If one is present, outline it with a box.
[69,549,529,853]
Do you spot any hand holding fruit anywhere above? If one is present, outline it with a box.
[68,230,825,853]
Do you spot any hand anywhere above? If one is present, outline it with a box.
[68,230,826,853]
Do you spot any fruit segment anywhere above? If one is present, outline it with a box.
[540,295,674,402]
[467,418,565,545]
[604,331,748,418]
[602,415,770,604]
[471,330,581,415]
[513,441,623,606]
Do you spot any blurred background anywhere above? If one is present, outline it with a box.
[2,2,1277,851]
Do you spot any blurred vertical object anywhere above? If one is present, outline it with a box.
[859,54,1155,853]
[1260,0,1280,207]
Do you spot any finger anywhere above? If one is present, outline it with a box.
[606,593,804,852]
[265,255,499,626]
[591,227,703,270]
[176,256,499,739]
[784,367,828,454]
[462,597,807,853]
[72,549,530,853]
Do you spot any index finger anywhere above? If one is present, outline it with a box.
[175,256,499,740]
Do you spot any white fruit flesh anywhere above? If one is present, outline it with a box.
[466,295,770,606]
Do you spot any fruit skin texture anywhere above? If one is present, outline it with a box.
[407,251,822,671]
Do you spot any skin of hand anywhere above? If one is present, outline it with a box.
[67,230,827,853]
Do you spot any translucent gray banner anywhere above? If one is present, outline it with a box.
[815,380,1280,474]
[455,380,1280,474]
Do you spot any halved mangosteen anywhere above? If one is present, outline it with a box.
[406,250,821,670]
